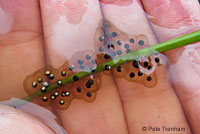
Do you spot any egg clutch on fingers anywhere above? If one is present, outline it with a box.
[23,19,163,110]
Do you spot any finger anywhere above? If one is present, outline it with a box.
[0,104,54,134]
[100,0,191,133]
[39,0,128,133]
[0,0,67,131]
[142,0,200,41]
[142,0,200,133]
[0,0,49,106]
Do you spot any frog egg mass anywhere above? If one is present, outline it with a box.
[23,19,163,110]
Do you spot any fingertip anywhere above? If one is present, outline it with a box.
[0,104,55,134]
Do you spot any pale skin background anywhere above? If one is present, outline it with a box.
[0,0,200,134]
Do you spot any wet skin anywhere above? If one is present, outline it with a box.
[0,0,200,134]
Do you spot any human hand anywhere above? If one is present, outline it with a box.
[0,0,200,134]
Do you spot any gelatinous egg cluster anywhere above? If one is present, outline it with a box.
[23,19,164,110]
[95,19,163,87]
[23,61,101,110]
[95,20,150,59]
[69,50,97,73]
[112,57,161,87]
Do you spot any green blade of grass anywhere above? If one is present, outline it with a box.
[12,30,200,107]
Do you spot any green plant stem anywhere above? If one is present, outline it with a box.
[12,30,200,107]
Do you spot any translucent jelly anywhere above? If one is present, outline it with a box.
[69,50,97,73]
[95,19,163,87]
[23,60,101,110]
[23,19,164,110]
